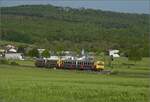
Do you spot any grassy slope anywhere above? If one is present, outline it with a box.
[0,58,150,102]
[0,40,35,48]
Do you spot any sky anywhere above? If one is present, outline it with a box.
[0,0,149,14]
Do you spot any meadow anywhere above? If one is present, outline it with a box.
[0,57,149,102]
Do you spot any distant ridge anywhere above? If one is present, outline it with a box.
[0,5,149,56]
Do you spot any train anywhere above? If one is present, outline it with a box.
[35,58,105,71]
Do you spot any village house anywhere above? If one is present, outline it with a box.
[109,49,120,58]
[2,45,24,60]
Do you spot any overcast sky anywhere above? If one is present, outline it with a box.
[0,0,149,14]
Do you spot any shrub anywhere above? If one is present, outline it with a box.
[0,59,9,64]
[10,61,19,65]
[28,48,39,58]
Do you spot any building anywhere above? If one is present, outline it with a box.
[4,45,24,60]
[5,45,15,49]
[8,48,17,53]
[109,49,120,58]
[48,56,59,60]
[5,53,24,60]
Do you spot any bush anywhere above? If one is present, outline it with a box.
[0,59,9,64]
[10,61,19,65]
[28,48,39,58]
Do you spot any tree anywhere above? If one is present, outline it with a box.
[28,48,39,58]
[1,5,149,57]
[141,33,150,57]
[128,47,142,63]
[41,49,50,58]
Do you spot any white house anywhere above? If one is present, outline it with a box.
[8,48,17,53]
[61,55,76,60]
[38,49,45,54]
[109,50,120,57]
[5,53,24,60]
[6,45,15,49]
[48,56,59,60]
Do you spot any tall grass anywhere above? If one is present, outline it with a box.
[0,58,149,102]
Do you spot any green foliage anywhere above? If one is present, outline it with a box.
[0,59,19,66]
[41,49,50,58]
[128,47,142,62]
[28,48,39,58]
[142,33,150,57]
[1,29,32,43]
[10,61,19,65]
[0,5,149,56]
[0,59,9,64]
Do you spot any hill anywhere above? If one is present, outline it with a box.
[0,5,149,56]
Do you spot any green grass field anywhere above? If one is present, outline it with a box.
[0,58,150,102]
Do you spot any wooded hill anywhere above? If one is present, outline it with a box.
[0,5,149,56]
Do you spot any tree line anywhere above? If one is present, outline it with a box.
[0,5,149,57]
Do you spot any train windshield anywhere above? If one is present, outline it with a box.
[97,61,104,65]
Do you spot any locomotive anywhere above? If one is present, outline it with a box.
[35,58,104,71]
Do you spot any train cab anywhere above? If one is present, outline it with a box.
[94,61,104,71]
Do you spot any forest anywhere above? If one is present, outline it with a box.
[0,5,149,56]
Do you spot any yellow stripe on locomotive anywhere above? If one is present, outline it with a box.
[94,61,104,70]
